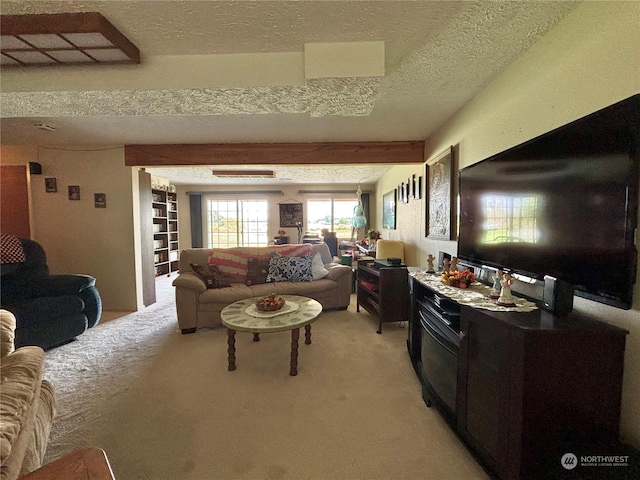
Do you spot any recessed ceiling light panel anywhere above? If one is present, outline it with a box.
[0,12,140,67]
[213,170,275,178]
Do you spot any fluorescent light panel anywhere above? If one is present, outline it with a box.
[212,170,275,178]
[0,12,140,67]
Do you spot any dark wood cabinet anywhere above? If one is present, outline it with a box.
[356,260,409,333]
[410,275,628,480]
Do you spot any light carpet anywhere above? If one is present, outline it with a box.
[42,277,488,480]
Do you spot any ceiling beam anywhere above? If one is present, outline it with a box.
[124,142,425,167]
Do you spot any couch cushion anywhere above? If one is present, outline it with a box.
[311,253,329,280]
[312,243,333,265]
[207,244,314,281]
[245,257,270,286]
[190,263,231,289]
[199,283,257,304]
[20,379,56,475]
[266,252,313,283]
[0,346,44,474]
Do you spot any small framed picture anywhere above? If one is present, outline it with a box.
[407,177,413,199]
[45,177,57,193]
[68,185,80,200]
[94,193,107,208]
[414,175,422,200]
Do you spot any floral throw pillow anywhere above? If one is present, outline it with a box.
[266,252,313,283]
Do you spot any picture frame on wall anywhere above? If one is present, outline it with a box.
[426,146,456,239]
[414,175,422,200]
[44,177,57,193]
[278,202,303,227]
[407,177,413,199]
[382,189,396,229]
[94,193,107,208]
[399,182,408,204]
[68,185,80,201]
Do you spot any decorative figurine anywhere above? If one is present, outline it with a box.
[450,256,459,272]
[497,272,516,307]
[442,258,451,273]
[426,254,436,273]
[489,269,503,299]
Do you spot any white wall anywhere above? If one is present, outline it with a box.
[379,1,640,447]
[0,145,140,311]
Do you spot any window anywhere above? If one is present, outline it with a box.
[205,198,268,247]
[481,194,539,244]
[307,198,359,238]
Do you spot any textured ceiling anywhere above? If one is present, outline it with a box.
[0,1,581,185]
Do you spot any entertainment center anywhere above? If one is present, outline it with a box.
[409,95,638,479]
[408,275,627,480]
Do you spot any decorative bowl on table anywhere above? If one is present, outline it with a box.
[256,293,285,311]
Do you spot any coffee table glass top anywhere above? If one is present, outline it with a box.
[220,295,322,333]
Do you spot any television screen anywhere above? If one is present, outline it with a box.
[458,95,639,309]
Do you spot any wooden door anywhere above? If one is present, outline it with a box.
[0,165,30,238]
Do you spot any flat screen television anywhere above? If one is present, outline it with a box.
[458,94,639,309]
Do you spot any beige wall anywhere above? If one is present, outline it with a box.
[0,145,140,311]
[378,1,640,447]
[176,183,375,250]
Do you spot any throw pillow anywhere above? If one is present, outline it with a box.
[190,263,231,289]
[246,257,271,286]
[266,252,313,283]
[311,252,329,280]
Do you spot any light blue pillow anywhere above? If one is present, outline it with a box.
[266,252,313,282]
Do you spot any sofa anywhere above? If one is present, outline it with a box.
[0,236,102,350]
[0,309,56,480]
[173,243,352,333]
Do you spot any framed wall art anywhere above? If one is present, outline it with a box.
[68,185,80,201]
[278,201,303,227]
[382,189,396,229]
[425,146,456,239]
[94,193,107,208]
[413,175,422,200]
[45,177,57,193]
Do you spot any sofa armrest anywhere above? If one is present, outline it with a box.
[324,263,352,281]
[172,273,207,293]
[1,309,16,358]
[36,275,96,296]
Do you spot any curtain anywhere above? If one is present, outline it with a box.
[361,192,370,230]
[189,194,203,248]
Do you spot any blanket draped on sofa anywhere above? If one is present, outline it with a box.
[172,243,352,333]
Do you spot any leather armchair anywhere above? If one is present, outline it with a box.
[0,238,101,350]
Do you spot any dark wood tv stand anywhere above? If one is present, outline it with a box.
[409,276,629,480]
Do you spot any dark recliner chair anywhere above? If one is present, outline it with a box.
[0,238,101,350]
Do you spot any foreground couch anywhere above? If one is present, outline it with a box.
[0,309,56,480]
[173,243,352,332]
[0,236,102,350]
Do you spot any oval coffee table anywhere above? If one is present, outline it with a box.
[220,295,322,376]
